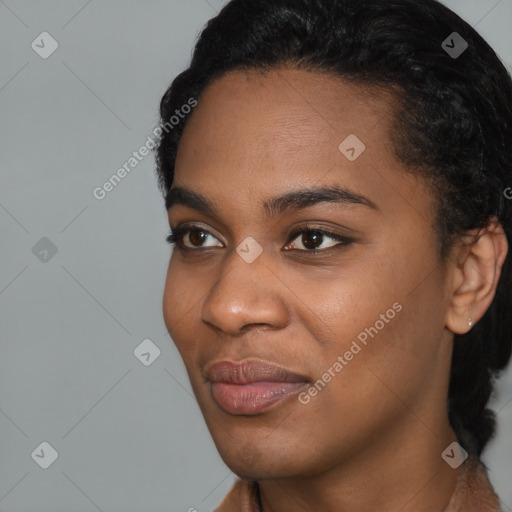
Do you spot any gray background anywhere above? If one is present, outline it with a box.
[1,0,511,510]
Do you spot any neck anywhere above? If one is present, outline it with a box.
[259,414,460,512]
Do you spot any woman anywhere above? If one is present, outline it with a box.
[154,0,512,510]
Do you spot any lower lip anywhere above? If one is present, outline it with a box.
[211,381,308,415]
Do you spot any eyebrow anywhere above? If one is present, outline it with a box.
[165,185,379,218]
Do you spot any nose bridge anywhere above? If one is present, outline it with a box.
[200,245,288,334]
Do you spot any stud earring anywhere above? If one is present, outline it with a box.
[468,317,473,328]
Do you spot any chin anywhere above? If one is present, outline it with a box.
[222,456,285,481]
[215,439,305,480]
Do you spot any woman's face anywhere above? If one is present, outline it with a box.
[163,68,455,479]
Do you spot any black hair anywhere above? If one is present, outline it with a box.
[154,0,512,458]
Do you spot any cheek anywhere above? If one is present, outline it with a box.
[162,261,179,334]
[162,258,204,360]
[281,257,399,354]
[310,271,445,420]
[292,244,442,390]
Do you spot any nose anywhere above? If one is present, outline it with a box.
[200,248,289,335]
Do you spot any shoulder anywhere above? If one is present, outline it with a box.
[443,455,501,512]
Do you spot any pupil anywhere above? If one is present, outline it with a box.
[190,229,206,246]
[303,231,323,249]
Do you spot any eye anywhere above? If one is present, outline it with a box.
[166,225,223,249]
[284,226,353,252]
[166,224,354,253]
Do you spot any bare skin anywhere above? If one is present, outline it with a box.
[162,68,508,512]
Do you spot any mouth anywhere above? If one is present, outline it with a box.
[205,359,310,415]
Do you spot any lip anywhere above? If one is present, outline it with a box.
[205,359,309,415]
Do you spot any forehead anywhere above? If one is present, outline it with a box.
[176,68,396,163]
[177,69,391,165]
[171,67,429,224]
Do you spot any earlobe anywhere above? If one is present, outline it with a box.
[445,218,508,335]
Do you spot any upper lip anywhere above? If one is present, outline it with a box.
[205,359,309,384]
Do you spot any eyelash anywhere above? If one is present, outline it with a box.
[166,224,354,254]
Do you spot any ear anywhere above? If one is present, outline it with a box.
[445,217,508,334]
